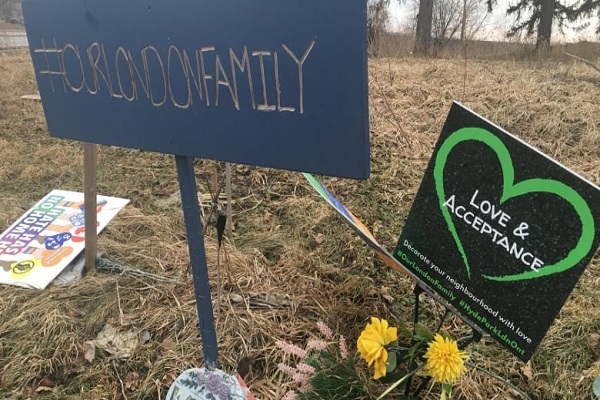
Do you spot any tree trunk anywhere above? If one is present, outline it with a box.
[536,0,555,54]
[460,0,468,42]
[414,0,434,55]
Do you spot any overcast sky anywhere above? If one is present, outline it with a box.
[389,0,600,42]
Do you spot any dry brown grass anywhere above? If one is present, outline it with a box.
[0,46,599,399]
[0,22,25,31]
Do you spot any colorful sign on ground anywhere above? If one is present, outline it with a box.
[395,102,600,361]
[0,190,129,289]
[22,0,369,179]
[304,173,415,278]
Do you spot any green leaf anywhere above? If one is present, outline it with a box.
[386,351,397,372]
[593,376,600,397]
[397,319,412,339]
[442,383,453,394]
[376,367,422,400]
[414,324,433,341]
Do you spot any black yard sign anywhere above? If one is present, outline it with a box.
[395,102,600,361]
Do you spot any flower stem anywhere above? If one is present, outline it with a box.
[376,366,423,400]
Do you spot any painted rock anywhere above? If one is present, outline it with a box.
[165,368,255,400]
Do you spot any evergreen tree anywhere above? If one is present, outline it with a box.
[575,0,600,33]
[506,0,580,52]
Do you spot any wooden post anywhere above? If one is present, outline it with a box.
[225,162,233,236]
[83,143,98,273]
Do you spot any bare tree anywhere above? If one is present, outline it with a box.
[414,0,434,54]
[367,0,391,56]
[408,0,489,54]
[432,0,462,51]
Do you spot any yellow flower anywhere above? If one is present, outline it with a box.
[357,317,398,379]
[423,334,468,385]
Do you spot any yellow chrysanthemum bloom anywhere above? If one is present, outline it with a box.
[423,334,468,385]
[357,317,398,379]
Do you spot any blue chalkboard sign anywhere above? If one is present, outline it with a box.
[23,0,370,179]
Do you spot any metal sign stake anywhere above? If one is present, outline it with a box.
[175,155,219,368]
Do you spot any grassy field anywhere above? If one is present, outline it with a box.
[0,22,24,31]
[0,47,599,399]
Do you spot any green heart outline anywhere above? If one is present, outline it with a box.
[433,127,595,282]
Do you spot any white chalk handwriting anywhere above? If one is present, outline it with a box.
[33,39,316,114]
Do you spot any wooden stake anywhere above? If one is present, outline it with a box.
[84,143,98,273]
[225,162,233,236]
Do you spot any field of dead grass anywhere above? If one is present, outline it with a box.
[0,22,24,31]
[0,47,599,399]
